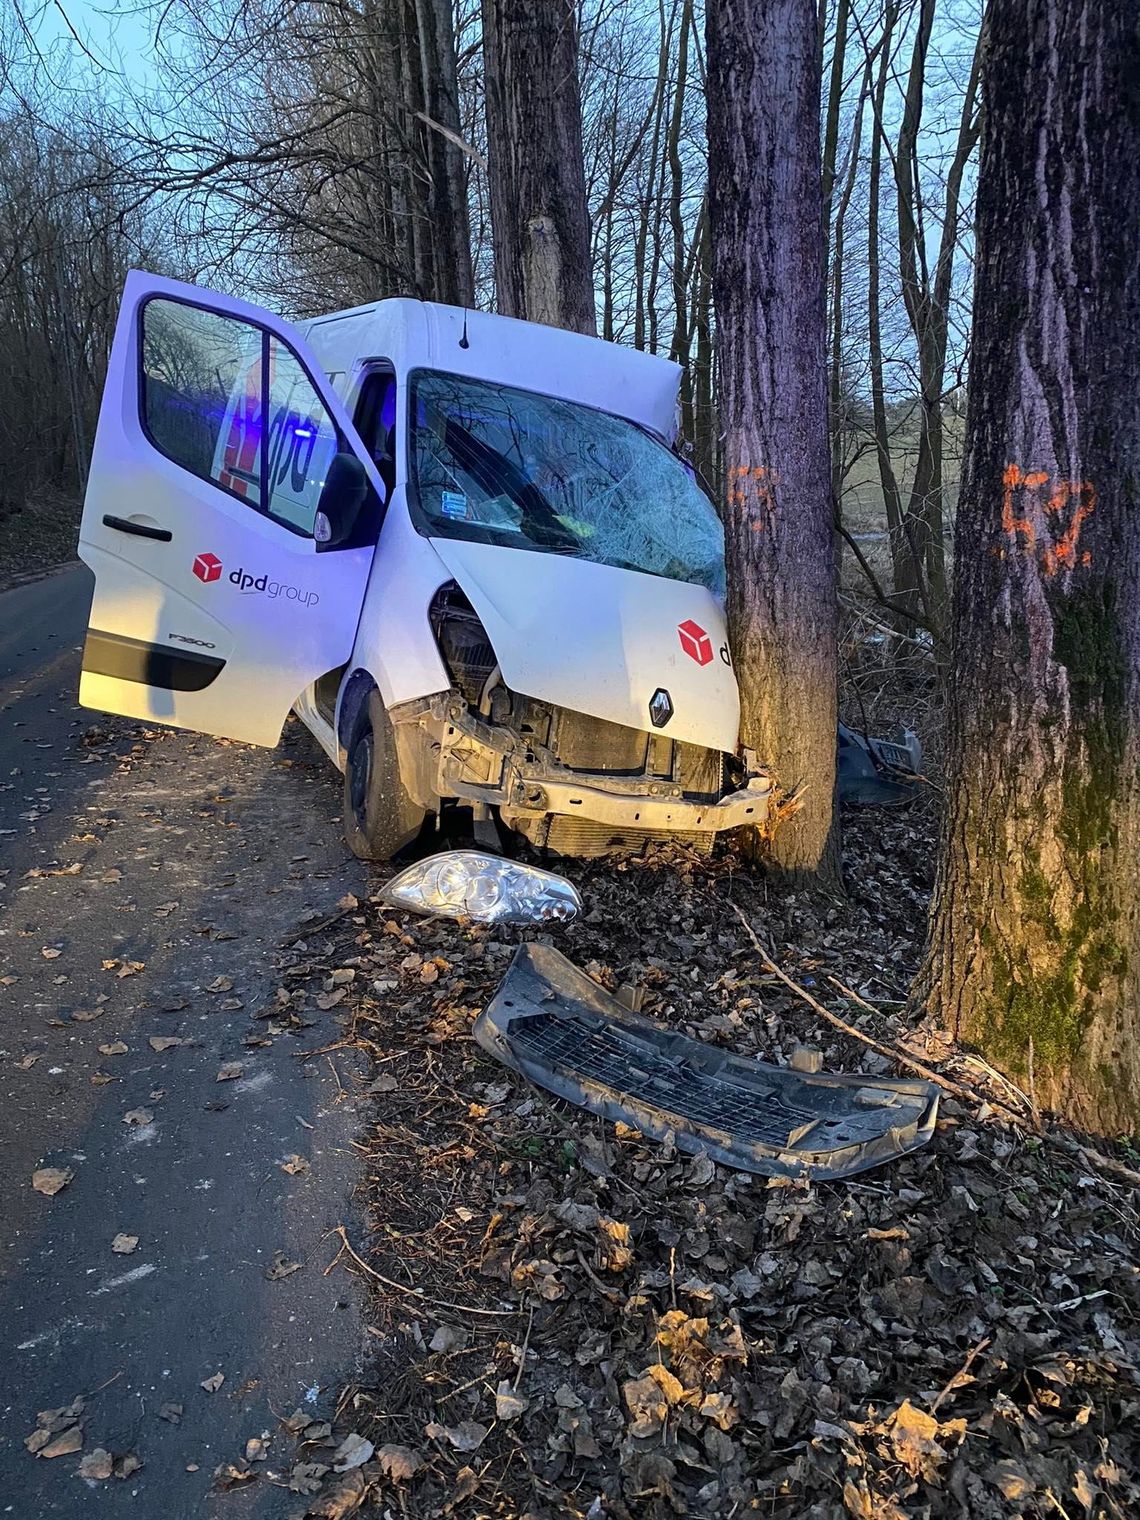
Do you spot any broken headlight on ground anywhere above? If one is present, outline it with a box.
[380,851,581,925]
[475,943,939,1180]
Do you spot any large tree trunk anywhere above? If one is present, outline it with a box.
[921,0,1140,1134]
[481,0,596,334]
[707,0,840,885]
[415,0,476,307]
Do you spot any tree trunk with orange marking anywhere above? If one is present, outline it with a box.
[920,0,1140,1133]
[707,0,840,885]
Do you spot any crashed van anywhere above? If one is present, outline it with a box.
[78,271,778,859]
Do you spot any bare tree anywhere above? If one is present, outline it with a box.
[0,102,170,515]
[921,0,1140,1133]
[480,0,595,332]
[707,0,839,884]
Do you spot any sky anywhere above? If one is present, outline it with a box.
[14,0,169,94]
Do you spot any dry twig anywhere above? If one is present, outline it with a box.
[325,1225,520,1318]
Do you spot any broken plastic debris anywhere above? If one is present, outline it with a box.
[837,722,922,806]
[474,944,939,1181]
[380,850,581,925]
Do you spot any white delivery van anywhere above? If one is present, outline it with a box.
[76,271,773,859]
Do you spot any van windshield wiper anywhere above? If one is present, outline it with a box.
[441,419,579,550]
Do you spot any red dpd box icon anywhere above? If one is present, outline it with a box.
[677,618,713,666]
[193,552,223,584]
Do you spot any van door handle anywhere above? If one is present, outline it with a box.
[103,514,173,542]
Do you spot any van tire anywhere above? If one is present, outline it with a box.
[343,689,426,861]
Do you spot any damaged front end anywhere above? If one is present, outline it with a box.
[391,584,771,858]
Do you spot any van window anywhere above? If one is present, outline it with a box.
[409,370,725,596]
[352,370,397,502]
[264,339,339,535]
[140,297,339,538]
[141,298,264,508]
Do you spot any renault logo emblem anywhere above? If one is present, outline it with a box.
[649,688,674,729]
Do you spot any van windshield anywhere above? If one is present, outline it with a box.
[409,370,725,596]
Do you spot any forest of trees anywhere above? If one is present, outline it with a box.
[2,0,980,595]
[3,0,1137,1137]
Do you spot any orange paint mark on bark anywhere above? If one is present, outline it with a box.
[1001,464,1095,577]
[727,464,780,522]
[1042,479,1097,575]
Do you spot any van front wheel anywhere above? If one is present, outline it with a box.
[343,690,426,861]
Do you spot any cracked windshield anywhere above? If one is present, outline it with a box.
[410,370,726,595]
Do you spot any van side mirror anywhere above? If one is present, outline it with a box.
[315,452,368,548]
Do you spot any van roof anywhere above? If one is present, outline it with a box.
[304,297,683,442]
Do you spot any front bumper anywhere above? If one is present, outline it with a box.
[418,695,771,834]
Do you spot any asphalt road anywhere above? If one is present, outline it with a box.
[0,566,369,1516]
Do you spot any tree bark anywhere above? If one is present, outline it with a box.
[921,0,1140,1134]
[415,0,476,307]
[707,0,840,886]
[666,0,695,441]
[866,3,909,605]
[481,0,596,334]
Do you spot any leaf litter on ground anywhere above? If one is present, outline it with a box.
[264,802,1140,1519]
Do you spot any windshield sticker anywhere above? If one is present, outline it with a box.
[441,490,470,521]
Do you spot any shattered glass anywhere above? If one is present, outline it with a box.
[410,371,726,595]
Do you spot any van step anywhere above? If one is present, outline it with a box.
[474,943,938,1181]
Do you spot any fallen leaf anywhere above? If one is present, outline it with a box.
[375,1444,422,1481]
[70,1009,102,1022]
[495,1381,529,1421]
[280,1154,310,1176]
[148,1037,183,1052]
[265,1250,302,1281]
[429,1324,466,1353]
[77,1448,112,1480]
[111,1233,139,1254]
[330,1432,374,1471]
[699,1390,739,1430]
[98,1042,128,1056]
[113,1453,141,1479]
[882,1399,964,1478]
[205,976,233,994]
[32,1167,73,1196]
[244,1437,268,1462]
[157,1402,182,1424]
[425,1420,487,1453]
[288,1460,328,1494]
[597,1216,634,1272]
[308,1470,369,1517]
[216,1063,243,1082]
[645,1362,686,1406]
[200,1372,225,1393]
[38,1427,83,1458]
[41,947,63,959]
[622,1373,669,1438]
[122,1108,153,1126]
[213,1461,255,1489]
